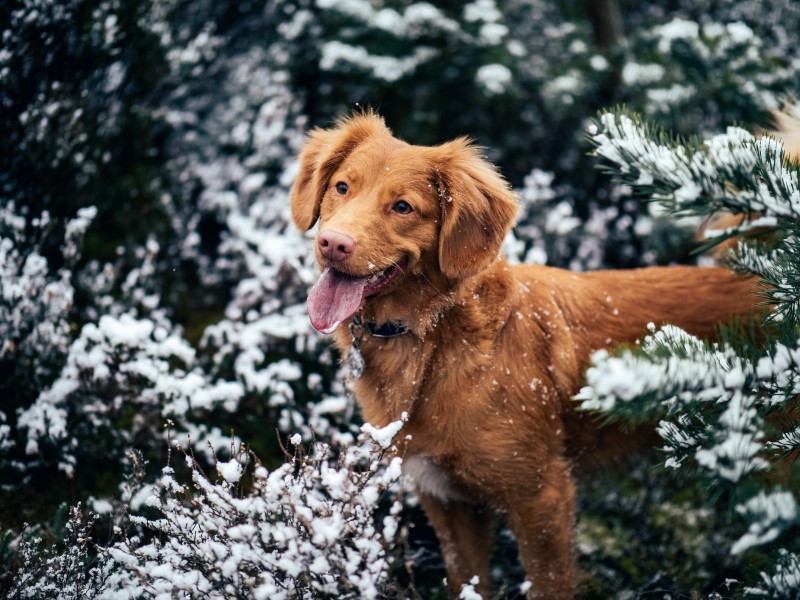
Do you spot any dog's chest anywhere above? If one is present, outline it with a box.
[348,334,435,418]
[402,455,467,502]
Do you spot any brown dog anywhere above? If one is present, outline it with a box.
[290,112,760,599]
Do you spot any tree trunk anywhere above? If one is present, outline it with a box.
[585,0,623,50]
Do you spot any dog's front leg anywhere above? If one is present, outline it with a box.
[504,457,577,600]
[416,491,496,598]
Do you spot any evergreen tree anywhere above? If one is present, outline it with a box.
[579,106,800,597]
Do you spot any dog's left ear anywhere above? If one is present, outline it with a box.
[291,112,390,231]
[433,139,518,279]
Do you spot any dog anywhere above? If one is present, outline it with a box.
[290,112,762,599]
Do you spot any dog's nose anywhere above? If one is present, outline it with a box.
[318,229,356,261]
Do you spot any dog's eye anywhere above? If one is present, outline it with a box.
[393,200,413,215]
[335,182,348,195]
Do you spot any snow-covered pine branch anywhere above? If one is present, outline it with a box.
[732,490,799,556]
[744,549,800,599]
[730,234,800,334]
[577,314,800,482]
[768,426,800,458]
[576,324,769,481]
[587,111,800,221]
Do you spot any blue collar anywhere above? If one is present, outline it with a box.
[352,314,409,338]
[365,320,408,338]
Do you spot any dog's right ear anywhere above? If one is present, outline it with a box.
[433,139,518,279]
[291,112,389,231]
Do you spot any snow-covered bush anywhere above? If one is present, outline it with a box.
[0,203,82,383]
[0,203,94,476]
[17,310,244,474]
[103,432,405,600]
[511,168,668,271]
[619,18,793,131]
[8,505,110,600]
[9,422,407,600]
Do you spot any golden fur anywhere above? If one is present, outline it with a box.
[291,113,762,599]
[772,104,800,157]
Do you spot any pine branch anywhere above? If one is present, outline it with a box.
[732,490,798,555]
[730,232,800,335]
[587,111,800,221]
[576,324,752,419]
[767,426,800,458]
[578,325,800,483]
[744,549,800,598]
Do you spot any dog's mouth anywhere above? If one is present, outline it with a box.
[363,262,404,297]
[307,260,407,334]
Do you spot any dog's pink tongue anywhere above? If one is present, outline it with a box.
[307,268,368,334]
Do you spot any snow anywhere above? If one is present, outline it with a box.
[543,70,585,105]
[479,23,508,44]
[647,82,696,113]
[732,490,798,555]
[360,412,408,449]
[621,62,665,85]
[217,459,244,484]
[129,484,156,512]
[316,0,374,18]
[464,0,501,23]
[458,576,483,599]
[475,63,512,95]
[98,314,154,346]
[654,18,700,54]
[320,41,437,83]
[674,181,702,203]
[546,201,582,235]
[589,55,609,71]
[726,21,755,45]
[373,8,404,33]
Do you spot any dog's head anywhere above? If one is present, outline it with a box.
[291,111,518,334]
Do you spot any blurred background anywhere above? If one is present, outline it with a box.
[2,0,799,597]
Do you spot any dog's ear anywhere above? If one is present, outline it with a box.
[291,112,390,231]
[433,139,518,279]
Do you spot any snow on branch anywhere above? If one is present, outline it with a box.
[732,490,798,555]
[360,412,408,450]
[576,324,800,482]
[587,112,800,220]
[101,434,405,600]
[767,426,800,457]
[744,549,800,598]
[731,235,800,333]
[576,324,751,416]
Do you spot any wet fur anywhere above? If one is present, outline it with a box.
[291,112,764,599]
